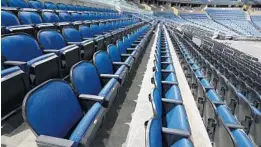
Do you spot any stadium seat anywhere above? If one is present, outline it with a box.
[62,27,95,60]
[37,30,81,75]
[70,61,120,107]
[42,11,71,30]
[44,1,57,10]
[56,3,67,10]
[1,10,34,35]
[107,44,134,70]
[8,0,28,8]
[23,79,106,146]
[1,0,8,7]
[93,51,128,85]
[2,33,60,85]
[1,66,30,120]
[67,4,76,11]
[116,40,139,59]
[146,117,193,147]
[18,11,56,31]
[28,0,44,9]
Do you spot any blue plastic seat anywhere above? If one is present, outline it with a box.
[62,27,95,60]
[146,118,193,147]
[37,30,81,74]
[93,51,128,85]
[44,1,57,10]
[1,10,34,35]
[71,61,120,107]
[1,66,30,120]
[8,0,28,8]
[2,33,60,85]
[56,3,67,10]
[23,79,106,146]
[28,0,44,9]
[117,40,139,59]
[58,12,72,22]
[71,12,83,21]
[67,4,76,11]
[151,88,189,130]
[107,44,134,70]
[1,0,8,7]
[42,11,70,30]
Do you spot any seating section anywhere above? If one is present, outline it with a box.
[168,27,259,147]
[145,25,194,147]
[180,12,238,36]
[251,15,261,29]
[1,1,156,145]
[206,8,261,37]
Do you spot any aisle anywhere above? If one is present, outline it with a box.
[91,28,158,147]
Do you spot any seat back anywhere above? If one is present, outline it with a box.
[59,12,72,22]
[57,3,67,10]
[107,44,121,62]
[93,51,114,74]
[146,118,163,147]
[1,11,21,27]
[67,4,76,11]
[62,27,83,42]
[151,88,163,118]
[90,24,100,35]
[71,13,82,21]
[38,30,67,50]
[23,80,83,138]
[2,34,43,62]
[28,0,44,9]
[1,66,30,117]
[44,1,57,10]
[8,0,28,8]
[116,40,127,54]
[18,11,43,25]
[82,13,90,21]
[71,61,102,95]
[79,25,93,38]
[42,12,60,23]
[1,0,8,7]
[153,71,162,95]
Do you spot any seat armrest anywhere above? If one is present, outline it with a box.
[4,61,26,66]
[100,74,120,79]
[162,127,190,137]
[121,54,132,57]
[82,37,93,40]
[43,49,60,53]
[127,48,135,51]
[161,81,178,85]
[79,94,108,108]
[161,69,175,73]
[112,62,128,66]
[162,98,183,104]
[36,135,76,147]
[67,42,82,45]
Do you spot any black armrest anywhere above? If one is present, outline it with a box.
[161,81,178,85]
[79,94,108,108]
[36,135,76,147]
[4,61,26,66]
[162,127,190,137]
[127,48,135,51]
[162,98,183,104]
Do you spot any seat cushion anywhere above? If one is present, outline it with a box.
[69,102,102,144]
